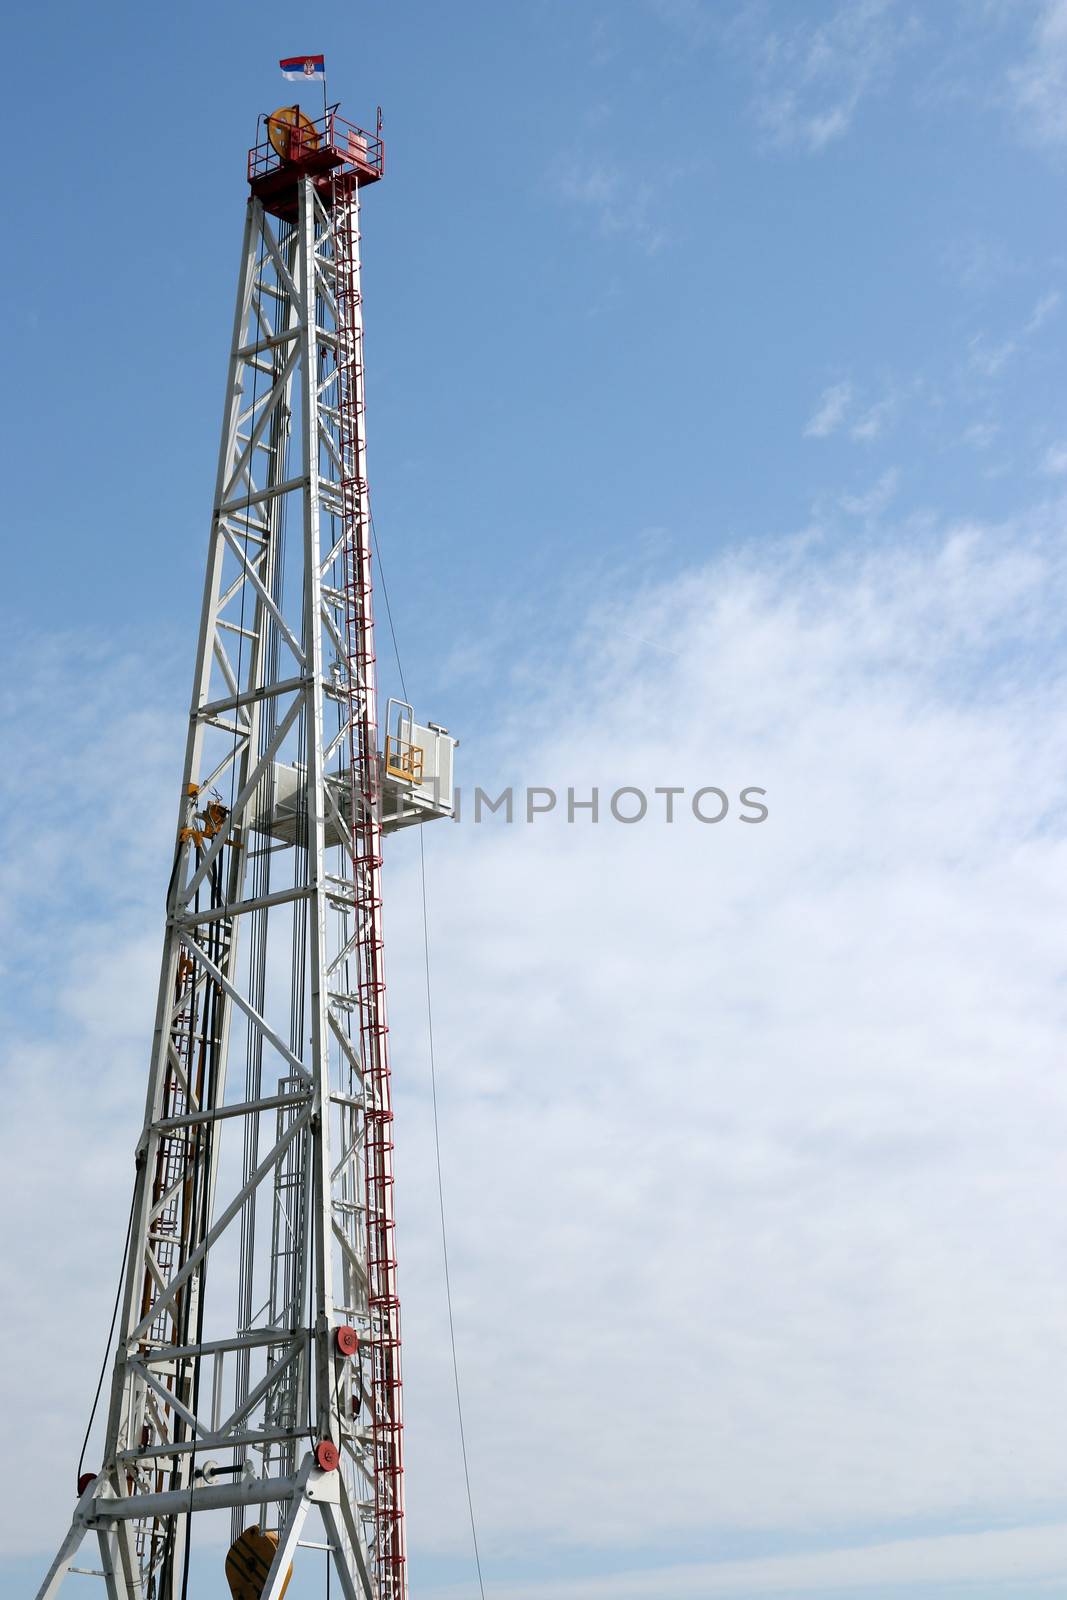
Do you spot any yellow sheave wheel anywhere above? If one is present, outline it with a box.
[267,105,321,162]
[225,1526,293,1600]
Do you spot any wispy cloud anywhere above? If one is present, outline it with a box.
[838,465,900,515]
[962,419,1000,451]
[745,0,921,153]
[850,391,897,441]
[969,289,1061,376]
[1042,439,1067,474]
[804,381,899,443]
[1008,0,1067,146]
[420,1521,1067,1599]
[804,379,853,437]
[942,234,1027,297]
[558,161,666,253]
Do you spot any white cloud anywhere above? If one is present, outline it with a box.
[388,506,1067,1576]
[1009,0,1067,146]
[805,382,902,445]
[746,0,920,153]
[0,637,182,1563]
[962,419,1000,450]
[942,234,1025,296]
[420,1522,1067,1598]
[1043,439,1067,474]
[837,465,899,514]
[558,161,666,253]
[1021,288,1058,334]
[850,392,897,441]
[803,380,853,437]
[969,290,1061,376]
[12,511,1067,1595]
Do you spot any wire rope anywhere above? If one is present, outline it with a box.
[77,1188,136,1484]
[372,512,487,1600]
[418,827,487,1600]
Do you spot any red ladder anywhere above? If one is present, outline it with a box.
[333,176,407,1600]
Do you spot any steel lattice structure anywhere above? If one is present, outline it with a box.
[36,103,454,1600]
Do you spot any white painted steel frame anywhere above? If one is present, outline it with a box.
[36,174,406,1600]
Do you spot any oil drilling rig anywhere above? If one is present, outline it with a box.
[36,86,454,1600]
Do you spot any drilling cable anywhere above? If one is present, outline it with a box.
[77,1188,137,1485]
[372,511,487,1600]
[180,858,227,1600]
[418,827,487,1600]
[371,512,407,704]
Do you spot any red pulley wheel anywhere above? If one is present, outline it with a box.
[335,1324,358,1358]
[77,1472,97,1496]
[316,1440,340,1472]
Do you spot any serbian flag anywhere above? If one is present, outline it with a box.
[280,54,325,82]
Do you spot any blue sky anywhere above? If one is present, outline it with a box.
[6,2,1067,1598]
[8,0,1067,706]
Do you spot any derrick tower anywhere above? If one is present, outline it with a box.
[37,97,454,1600]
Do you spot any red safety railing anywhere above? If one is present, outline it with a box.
[248,105,384,187]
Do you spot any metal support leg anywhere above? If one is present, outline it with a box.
[96,1529,121,1600]
[114,1522,143,1600]
[260,1493,310,1600]
[342,1474,376,1599]
[33,1520,87,1600]
[323,1479,374,1600]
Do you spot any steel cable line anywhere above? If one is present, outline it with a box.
[417,826,487,1600]
[77,1191,137,1486]
[371,511,487,1600]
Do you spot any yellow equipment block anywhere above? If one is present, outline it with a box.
[266,105,320,162]
[225,1526,293,1600]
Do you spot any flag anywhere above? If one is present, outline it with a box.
[280,55,325,82]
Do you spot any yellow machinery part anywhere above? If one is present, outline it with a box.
[385,734,424,785]
[225,1526,293,1600]
[203,800,229,837]
[267,105,320,162]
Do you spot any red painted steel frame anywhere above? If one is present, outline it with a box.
[249,107,384,221]
[334,172,408,1600]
